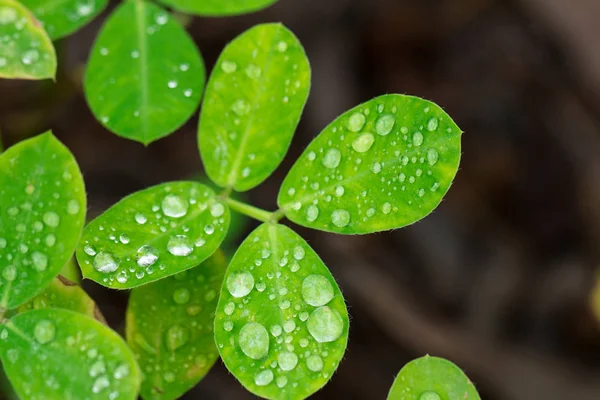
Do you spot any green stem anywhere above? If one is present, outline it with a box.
[225,198,283,223]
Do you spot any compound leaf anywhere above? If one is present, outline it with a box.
[198,23,310,192]
[387,355,480,400]
[0,0,56,80]
[215,223,348,400]
[278,94,462,234]
[84,1,205,144]
[157,0,278,16]
[20,0,108,40]
[126,250,227,400]
[0,309,140,399]
[76,182,229,289]
[0,132,86,309]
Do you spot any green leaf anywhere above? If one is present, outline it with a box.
[198,23,310,192]
[84,1,205,144]
[126,250,227,400]
[278,94,462,234]
[76,182,229,289]
[20,0,108,40]
[157,0,277,16]
[0,0,56,80]
[215,223,348,399]
[0,132,86,309]
[0,309,140,399]
[387,355,480,400]
[16,276,106,323]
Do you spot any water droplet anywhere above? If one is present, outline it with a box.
[276,376,288,388]
[21,49,39,65]
[232,99,250,116]
[412,132,424,146]
[278,352,298,371]
[375,114,395,136]
[137,245,159,267]
[347,112,366,132]
[382,202,392,214]
[0,238,6,249]
[204,225,215,235]
[155,13,168,25]
[210,203,225,217]
[31,251,48,271]
[165,325,189,351]
[302,275,334,307]
[92,376,109,393]
[427,148,439,166]
[167,236,193,257]
[306,205,319,222]
[168,80,178,89]
[227,271,254,298]
[84,244,97,256]
[335,186,345,197]
[42,211,60,228]
[372,162,382,173]
[2,265,16,281]
[322,149,341,169]
[93,251,120,273]
[293,246,305,260]
[224,302,235,315]
[163,372,175,382]
[418,188,425,197]
[306,354,324,372]
[221,60,237,73]
[427,117,439,132]
[239,322,269,360]
[184,89,193,97]
[89,360,106,377]
[307,306,344,343]
[113,363,130,379]
[66,200,80,215]
[331,209,350,228]
[172,288,190,305]
[254,369,274,386]
[34,319,55,344]
[420,392,441,400]
[245,64,261,79]
[224,321,233,331]
[352,133,375,153]
[277,41,288,52]
[162,194,188,218]
[135,213,147,224]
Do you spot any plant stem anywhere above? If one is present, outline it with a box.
[225,198,283,223]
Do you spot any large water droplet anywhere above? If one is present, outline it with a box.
[307,306,344,343]
[352,133,375,153]
[412,132,424,146]
[375,114,395,136]
[331,209,350,228]
[347,112,366,132]
[2,265,16,281]
[42,211,60,228]
[93,251,119,273]
[322,149,341,169]
[161,194,188,218]
[210,203,225,217]
[239,322,269,360]
[227,271,254,298]
[254,369,274,386]
[167,235,193,256]
[67,200,80,215]
[427,117,439,132]
[420,392,441,400]
[135,213,147,224]
[306,205,319,222]
[165,325,189,351]
[34,319,56,344]
[113,363,130,380]
[137,245,159,267]
[302,275,334,307]
[427,148,439,166]
[306,355,324,372]
[92,376,109,393]
[31,251,48,272]
[278,351,298,371]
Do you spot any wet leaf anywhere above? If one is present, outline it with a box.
[198,23,310,192]
[278,94,462,234]
[0,132,86,309]
[84,1,205,144]
[0,0,56,80]
[20,0,108,40]
[214,223,348,399]
[387,355,480,400]
[126,250,227,400]
[17,276,106,323]
[76,182,229,289]
[0,309,140,399]
[157,0,278,16]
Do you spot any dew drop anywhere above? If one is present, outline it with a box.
[278,352,298,371]
[167,236,193,256]
[0,238,5,249]
[245,64,261,79]
[420,392,441,400]
[119,234,130,244]
[66,200,80,215]
[302,275,334,307]
[232,99,250,116]
[167,80,178,89]
[427,148,439,166]
[224,302,235,315]
[165,325,189,351]
[84,244,97,256]
[331,209,350,228]
[113,364,130,380]
[221,60,237,73]
[31,251,48,271]
[276,41,288,52]
[254,369,274,386]
[172,288,190,305]
[382,202,392,214]
[210,202,225,217]
[137,245,159,267]
[21,49,39,65]
[93,251,119,273]
[306,205,319,222]
[307,306,344,343]
[34,319,55,344]
[276,376,288,388]
[322,149,341,169]
[306,354,324,372]
[352,133,375,153]
[42,211,60,228]
[92,376,109,393]
[227,271,254,298]
[375,114,395,136]
[2,265,16,281]
[347,112,366,132]
[135,213,147,224]
[293,246,305,260]
[427,117,439,132]
[161,194,188,218]
[412,132,424,146]
[239,322,269,360]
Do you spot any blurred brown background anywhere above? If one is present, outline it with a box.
[2,0,600,398]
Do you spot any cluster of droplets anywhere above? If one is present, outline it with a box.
[217,231,345,393]
[0,169,81,292]
[282,100,451,228]
[82,188,225,286]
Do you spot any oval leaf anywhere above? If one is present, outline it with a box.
[0,309,140,399]
[158,0,277,16]
[0,0,56,80]
[0,132,86,309]
[278,94,462,234]
[126,250,227,400]
[20,0,108,40]
[198,23,310,192]
[84,2,205,144]
[387,355,480,400]
[215,223,349,399]
[76,182,229,289]
[17,276,105,323]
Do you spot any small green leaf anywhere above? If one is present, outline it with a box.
[0,0,56,80]
[17,276,106,323]
[387,355,480,400]
[215,223,348,399]
[157,0,277,16]
[278,94,462,234]
[0,132,86,309]
[0,309,140,399]
[198,23,310,192]
[76,182,229,289]
[84,1,205,144]
[126,250,227,400]
[20,0,108,40]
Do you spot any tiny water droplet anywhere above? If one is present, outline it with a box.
[221,60,237,73]
[135,213,147,224]
[34,319,56,344]
[2,265,16,281]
